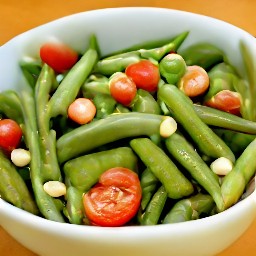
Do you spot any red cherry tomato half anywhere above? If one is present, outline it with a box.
[83,167,142,227]
[0,119,23,153]
[125,60,160,92]
[68,98,96,125]
[205,90,241,115]
[40,42,78,73]
[109,72,137,106]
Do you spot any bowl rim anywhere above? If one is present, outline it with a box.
[1,6,256,235]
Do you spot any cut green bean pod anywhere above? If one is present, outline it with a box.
[130,138,194,199]
[163,194,215,224]
[140,168,159,210]
[48,35,98,118]
[193,104,256,134]
[0,90,24,124]
[20,86,65,222]
[64,147,138,192]
[132,89,161,114]
[203,62,240,102]
[158,84,235,162]
[57,113,164,163]
[141,186,167,225]
[214,129,255,156]
[93,31,189,76]
[35,64,62,182]
[165,132,224,211]
[0,150,38,214]
[64,185,84,225]
[221,138,256,210]
[179,43,224,70]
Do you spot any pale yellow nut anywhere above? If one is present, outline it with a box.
[160,116,177,138]
[11,148,31,167]
[210,157,233,176]
[43,181,67,197]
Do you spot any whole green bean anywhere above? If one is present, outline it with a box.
[48,35,98,118]
[141,186,167,225]
[64,147,138,192]
[158,84,235,162]
[0,150,38,214]
[57,112,164,163]
[221,138,256,210]
[165,132,224,211]
[163,194,215,224]
[130,138,194,199]
[193,104,256,134]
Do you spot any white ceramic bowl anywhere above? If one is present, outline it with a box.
[1,7,256,256]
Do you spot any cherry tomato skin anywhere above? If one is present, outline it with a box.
[125,60,160,92]
[40,42,78,73]
[83,167,142,227]
[178,65,210,97]
[68,98,96,125]
[109,72,137,106]
[0,119,23,153]
[205,90,241,115]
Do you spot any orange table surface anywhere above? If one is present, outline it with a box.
[1,1,256,255]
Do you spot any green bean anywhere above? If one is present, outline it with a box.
[35,64,62,182]
[221,138,256,210]
[0,150,38,214]
[132,89,161,114]
[93,31,189,75]
[19,58,42,88]
[48,35,98,118]
[0,90,24,124]
[141,186,167,225]
[213,128,255,156]
[130,138,194,199]
[140,168,159,210]
[57,112,164,163]
[103,34,188,57]
[64,147,138,192]
[203,62,239,101]
[165,132,224,211]
[93,93,117,119]
[82,74,110,98]
[158,84,235,162]
[193,104,256,134]
[163,194,215,224]
[20,86,65,222]
[179,43,224,70]
[239,42,256,121]
[64,185,84,225]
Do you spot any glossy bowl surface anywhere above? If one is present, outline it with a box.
[1,7,256,256]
